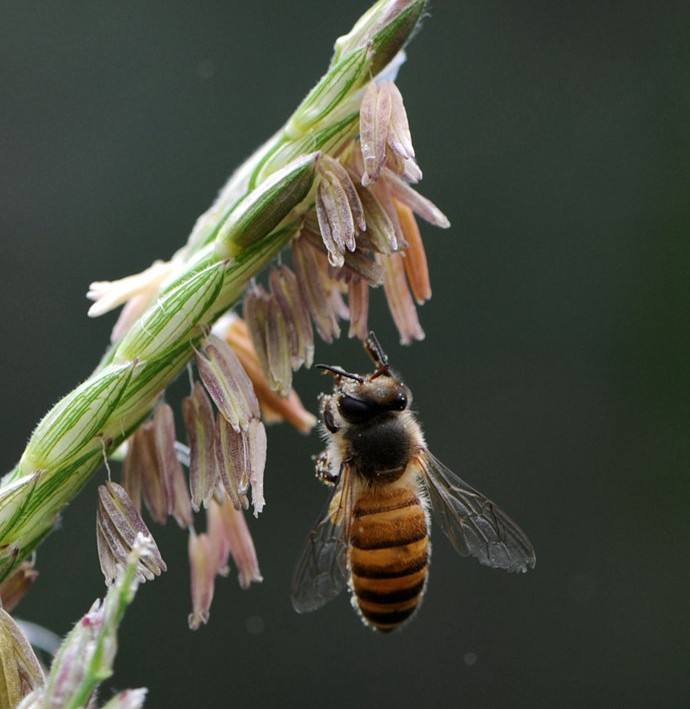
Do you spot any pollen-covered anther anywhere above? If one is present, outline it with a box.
[96,481,167,586]
[357,185,399,254]
[348,277,370,340]
[315,154,366,267]
[208,499,263,591]
[246,418,267,517]
[187,530,216,630]
[214,414,245,511]
[126,423,166,524]
[222,317,317,434]
[152,403,193,529]
[382,168,450,229]
[387,80,415,162]
[243,284,276,391]
[292,236,342,343]
[360,80,422,187]
[265,294,293,398]
[188,497,263,629]
[182,382,219,512]
[360,81,392,186]
[395,200,431,304]
[368,179,407,250]
[196,334,260,432]
[300,226,384,286]
[269,265,315,371]
[380,251,425,345]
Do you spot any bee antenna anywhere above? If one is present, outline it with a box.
[315,364,365,383]
[365,331,390,377]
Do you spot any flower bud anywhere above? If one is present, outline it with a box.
[334,1,426,74]
[0,474,40,548]
[115,259,224,363]
[291,1,426,135]
[215,153,319,258]
[24,362,135,471]
[287,49,369,136]
[257,113,358,184]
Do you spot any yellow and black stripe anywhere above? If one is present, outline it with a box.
[349,486,429,632]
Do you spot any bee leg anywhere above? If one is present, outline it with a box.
[319,393,339,433]
[313,450,339,486]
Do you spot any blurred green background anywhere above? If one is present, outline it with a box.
[1,1,689,707]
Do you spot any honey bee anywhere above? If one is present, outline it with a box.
[291,332,536,632]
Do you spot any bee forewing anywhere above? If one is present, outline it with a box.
[290,468,354,613]
[418,452,536,573]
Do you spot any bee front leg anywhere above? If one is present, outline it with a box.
[314,450,339,486]
[319,393,339,434]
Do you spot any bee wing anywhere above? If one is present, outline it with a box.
[418,452,536,573]
[290,467,354,613]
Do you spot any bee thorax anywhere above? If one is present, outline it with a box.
[344,414,412,481]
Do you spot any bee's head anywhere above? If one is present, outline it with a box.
[317,332,411,425]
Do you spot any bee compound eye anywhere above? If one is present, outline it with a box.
[391,390,407,411]
[338,394,376,422]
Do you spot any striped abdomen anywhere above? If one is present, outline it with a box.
[349,485,429,632]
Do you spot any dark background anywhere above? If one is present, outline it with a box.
[2,1,689,707]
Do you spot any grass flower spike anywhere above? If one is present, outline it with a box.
[0,0,450,656]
